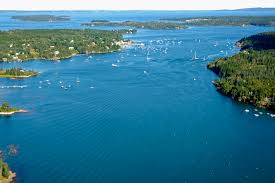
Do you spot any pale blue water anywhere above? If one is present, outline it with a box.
[0,10,275,183]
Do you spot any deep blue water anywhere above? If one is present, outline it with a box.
[0,11,275,183]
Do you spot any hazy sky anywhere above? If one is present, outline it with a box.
[1,0,275,10]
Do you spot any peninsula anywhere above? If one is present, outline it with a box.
[0,159,16,183]
[82,20,186,30]
[0,68,38,79]
[207,32,275,111]
[0,29,133,62]
[0,102,27,116]
[161,16,275,26]
[11,15,70,22]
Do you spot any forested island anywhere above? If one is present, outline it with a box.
[82,20,186,30]
[161,16,275,26]
[0,102,27,115]
[11,15,70,22]
[0,68,38,79]
[207,32,275,111]
[0,159,16,182]
[232,8,275,11]
[0,29,134,62]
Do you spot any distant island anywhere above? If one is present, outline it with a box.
[0,159,16,182]
[207,32,275,111]
[0,68,39,79]
[0,102,27,116]
[82,20,187,30]
[0,29,134,62]
[161,16,275,26]
[232,7,275,12]
[11,15,70,22]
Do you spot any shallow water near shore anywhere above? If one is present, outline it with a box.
[0,10,275,183]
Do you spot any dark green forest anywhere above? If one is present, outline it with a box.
[82,20,186,30]
[11,15,70,22]
[0,29,132,62]
[208,32,275,111]
[0,68,38,78]
[161,16,275,26]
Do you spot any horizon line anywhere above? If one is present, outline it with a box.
[0,7,274,11]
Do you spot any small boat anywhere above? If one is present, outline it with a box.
[254,114,260,117]
[244,109,249,113]
[146,56,151,61]
[192,51,199,60]
[112,64,119,67]
[76,78,80,83]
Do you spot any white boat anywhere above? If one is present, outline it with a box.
[76,78,80,83]
[192,51,199,60]
[244,109,249,113]
[254,114,260,117]
[112,64,119,67]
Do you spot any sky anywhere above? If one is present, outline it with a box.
[1,0,275,10]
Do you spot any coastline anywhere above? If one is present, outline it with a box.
[0,109,28,116]
[207,32,275,111]
[0,171,16,183]
[0,74,39,79]
[0,40,133,63]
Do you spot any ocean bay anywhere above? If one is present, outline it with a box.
[0,10,275,183]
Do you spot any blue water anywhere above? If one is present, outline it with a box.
[0,11,275,183]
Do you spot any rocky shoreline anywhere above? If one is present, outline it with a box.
[0,109,28,116]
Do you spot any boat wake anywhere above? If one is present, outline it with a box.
[0,85,28,89]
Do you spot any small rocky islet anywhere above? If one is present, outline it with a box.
[0,158,16,183]
[0,68,38,79]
